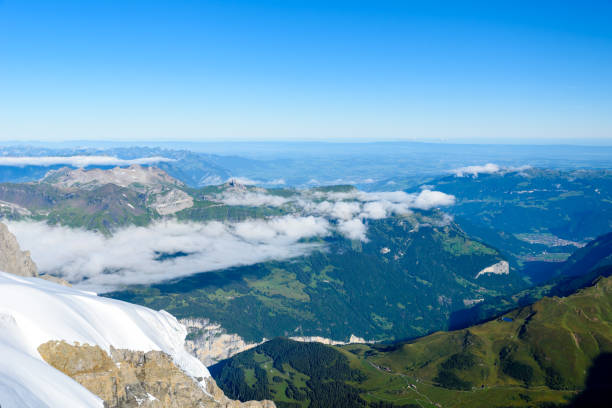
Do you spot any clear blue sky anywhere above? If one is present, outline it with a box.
[1,0,611,144]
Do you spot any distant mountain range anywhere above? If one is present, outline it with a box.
[4,142,612,189]
[0,146,233,186]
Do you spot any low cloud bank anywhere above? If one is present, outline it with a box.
[302,190,455,221]
[224,177,287,187]
[338,218,368,241]
[218,190,291,207]
[6,217,330,292]
[217,189,455,215]
[0,156,174,168]
[216,188,456,242]
[451,163,531,177]
[5,185,456,291]
[451,163,500,177]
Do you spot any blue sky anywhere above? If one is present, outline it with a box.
[1,0,611,144]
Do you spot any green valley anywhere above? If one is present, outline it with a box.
[411,168,612,273]
[107,215,519,342]
[210,273,612,408]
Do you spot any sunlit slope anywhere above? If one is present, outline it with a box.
[211,275,612,408]
[449,231,612,329]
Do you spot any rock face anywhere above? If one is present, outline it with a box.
[38,340,275,408]
[152,189,194,215]
[39,273,72,286]
[0,221,72,284]
[41,165,195,216]
[288,334,367,345]
[183,318,261,367]
[42,165,182,192]
[183,318,368,366]
[475,260,510,278]
[0,221,38,277]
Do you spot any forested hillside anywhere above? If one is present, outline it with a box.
[212,274,612,408]
[109,216,520,342]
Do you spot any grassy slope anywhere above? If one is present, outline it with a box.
[212,275,612,408]
[448,232,612,330]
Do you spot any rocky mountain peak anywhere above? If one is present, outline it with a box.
[38,340,276,408]
[41,164,184,192]
[0,222,37,277]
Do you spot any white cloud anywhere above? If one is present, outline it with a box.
[450,163,532,177]
[329,201,362,220]
[451,163,500,177]
[216,190,293,207]
[310,189,455,216]
[3,181,458,288]
[5,217,330,292]
[233,216,329,242]
[361,201,388,219]
[215,187,456,241]
[0,156,174,168]
[337,219,368,241]
[411,190,456,210]
[266,178,286,185]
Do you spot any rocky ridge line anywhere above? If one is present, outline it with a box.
[38,340,275,408]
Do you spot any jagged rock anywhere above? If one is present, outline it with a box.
[39,274,72,286]
[0,221,38,277]
[475,260,509,278]
[182,318,261,366]
[38,340,275,408]
[182,318,369,366]
[152,188,194,215]
[224,179,247,191]
[0,221,71,284]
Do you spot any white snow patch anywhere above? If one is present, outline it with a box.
[0,272,210,408]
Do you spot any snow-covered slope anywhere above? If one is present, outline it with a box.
[0,271,210,408]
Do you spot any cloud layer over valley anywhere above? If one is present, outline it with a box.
[5,186,456,291]
[6,217,330,292]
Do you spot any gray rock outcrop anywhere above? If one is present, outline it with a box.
[0,222,38,277]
